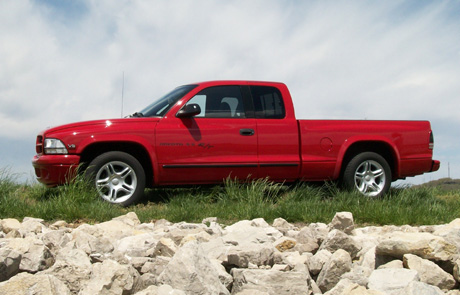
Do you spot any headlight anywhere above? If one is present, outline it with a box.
[44,138,68,154]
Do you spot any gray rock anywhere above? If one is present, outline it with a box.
[317,249,353,292]
[403,253,456,290]
[231,268,310,295]
[328,211,354,234]
[0,248,21,282]
[157,241,230,295]
[367,268,420,295]
[0,272,71,295]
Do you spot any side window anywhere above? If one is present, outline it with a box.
[250,86,285,119]
[186,86,246,118]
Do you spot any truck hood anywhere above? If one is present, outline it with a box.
[41,117,161,135]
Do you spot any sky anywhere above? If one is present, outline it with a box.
[1,0,459,185]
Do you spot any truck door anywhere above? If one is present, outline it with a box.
[155,85,258,184]
[250,85,300,182]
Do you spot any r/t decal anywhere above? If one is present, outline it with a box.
[160,142,214,149]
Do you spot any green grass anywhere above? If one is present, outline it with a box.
[0,167,459,226]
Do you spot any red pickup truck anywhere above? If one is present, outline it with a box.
[33,81,440,206]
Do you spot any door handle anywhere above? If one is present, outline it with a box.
[240,128,255,136]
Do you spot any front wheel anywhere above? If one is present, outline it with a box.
[342,152,391,197]
[85,151,146,206]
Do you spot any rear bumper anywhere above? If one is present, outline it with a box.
[32,154,81,187]
[430,160,440,172]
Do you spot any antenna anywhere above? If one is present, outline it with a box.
[121,71,125,117]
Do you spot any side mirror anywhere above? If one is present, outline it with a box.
[177,103,201,118]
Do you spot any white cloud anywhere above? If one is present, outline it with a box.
[1,0,459,182]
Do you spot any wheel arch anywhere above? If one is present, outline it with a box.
[79,141,154,188]
[337,140,399,181]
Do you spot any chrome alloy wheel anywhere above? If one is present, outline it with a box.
[95,161,138,203]
[354,160,386,197]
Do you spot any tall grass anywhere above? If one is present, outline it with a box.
[0,170,459,226]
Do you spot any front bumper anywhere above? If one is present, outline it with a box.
[32,154,81,187]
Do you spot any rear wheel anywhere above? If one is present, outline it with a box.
[85,151,146,206]
[342,152,391,197]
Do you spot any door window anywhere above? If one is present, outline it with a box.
[186,86,246,118]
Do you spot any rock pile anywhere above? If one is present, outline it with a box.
[0,212,460,295]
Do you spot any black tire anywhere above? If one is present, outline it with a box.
[342,152,391,198]
[85,151,146,206]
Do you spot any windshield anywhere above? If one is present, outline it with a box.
[137,84,198,117]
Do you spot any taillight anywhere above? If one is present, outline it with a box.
[429,131,434,150]
[36,136,43,154]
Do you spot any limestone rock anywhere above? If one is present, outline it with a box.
[453,258,460,282]
[41,229,72,254]
[227,244,275,268]
[153,238,178,257]
[157,241,230,295]
[223,219,283,245]
[403,253,456,290]
[295,226,320,253]
[319,229,361,259]
[377,259,403,269]
[231,268,310,295]
[328,211,354,234]
[94,212,141,241]
[376,232,457,261]
[3,237,54,273]
[41,248,92,294]
[134,284,186,295]
[0,248,21,282]
[309,249,332,275]
[0,218,21,234]
[401,281,445,295]
[114,232,159,257]
[79,259,138,295]
[367,268,420,295]
[317,249,353,292]
[140,256,171,278]
[211,259,233,290]
[324,279,386,295]
[0,272,71,295]
[19,217,46,237]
